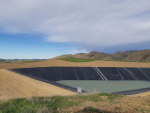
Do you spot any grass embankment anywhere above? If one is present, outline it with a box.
[0,93,123,113]
[60,58,96,62]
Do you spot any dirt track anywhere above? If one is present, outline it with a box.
[1,60,150,100]
[0,59,150,69]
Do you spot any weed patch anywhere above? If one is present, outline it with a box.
[0,93,123,113]
[98,93,123,100]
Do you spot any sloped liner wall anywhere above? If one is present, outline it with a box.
[9,67,150,95]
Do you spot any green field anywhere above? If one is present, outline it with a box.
[60,58,96,62]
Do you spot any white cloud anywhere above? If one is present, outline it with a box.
[69,49,90,55]
[137,21,150,30]
[0,0,150,50]
[46,35,70,42]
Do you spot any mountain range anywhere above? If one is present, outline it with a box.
[53,49,150,63]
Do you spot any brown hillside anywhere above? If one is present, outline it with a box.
[124,50,150,62]
[74,53,90,59]
[53,49,150,62]
[110,51,130,60]
[87,51,109,59]
[145,56,150,62]
[52,54,74,59]
[101,56,114,60]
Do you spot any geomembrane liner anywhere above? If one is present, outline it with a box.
[9,67,150,95]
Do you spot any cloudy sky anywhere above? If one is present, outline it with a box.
[0,0,150,59]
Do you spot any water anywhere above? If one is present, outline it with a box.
[57,80,150,93]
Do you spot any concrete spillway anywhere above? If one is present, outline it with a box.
[9,67,150,95]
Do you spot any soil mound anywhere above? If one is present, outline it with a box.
[0,69,75,100]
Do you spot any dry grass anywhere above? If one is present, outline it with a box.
[0,69,75,100]
[60,95,150,113]
[1,93,148,113]
[0,93,123,113]
[1,59,150,69]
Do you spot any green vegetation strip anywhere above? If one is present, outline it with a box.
[60,58,96,62]
[0,93,122,113]
[59,58,146,63]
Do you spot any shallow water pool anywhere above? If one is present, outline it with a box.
[57,80,150,93]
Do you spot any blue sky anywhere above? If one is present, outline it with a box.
[0,33,76,59]
[0,0,150,59]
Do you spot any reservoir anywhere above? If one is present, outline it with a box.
[9,67,150,94]
[57,80,150,93]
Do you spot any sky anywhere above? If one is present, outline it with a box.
[0,0,150,59]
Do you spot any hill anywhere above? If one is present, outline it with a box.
[53,49,150,62]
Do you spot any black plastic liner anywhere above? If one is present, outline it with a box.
[8,67,150,94]
[9,69,87,93]
[9,67,150,81]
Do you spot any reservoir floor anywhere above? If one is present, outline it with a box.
[57,80,150,94]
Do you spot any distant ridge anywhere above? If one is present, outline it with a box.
[52,49,150,63]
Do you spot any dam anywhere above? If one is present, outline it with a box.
[9,67,150,95]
